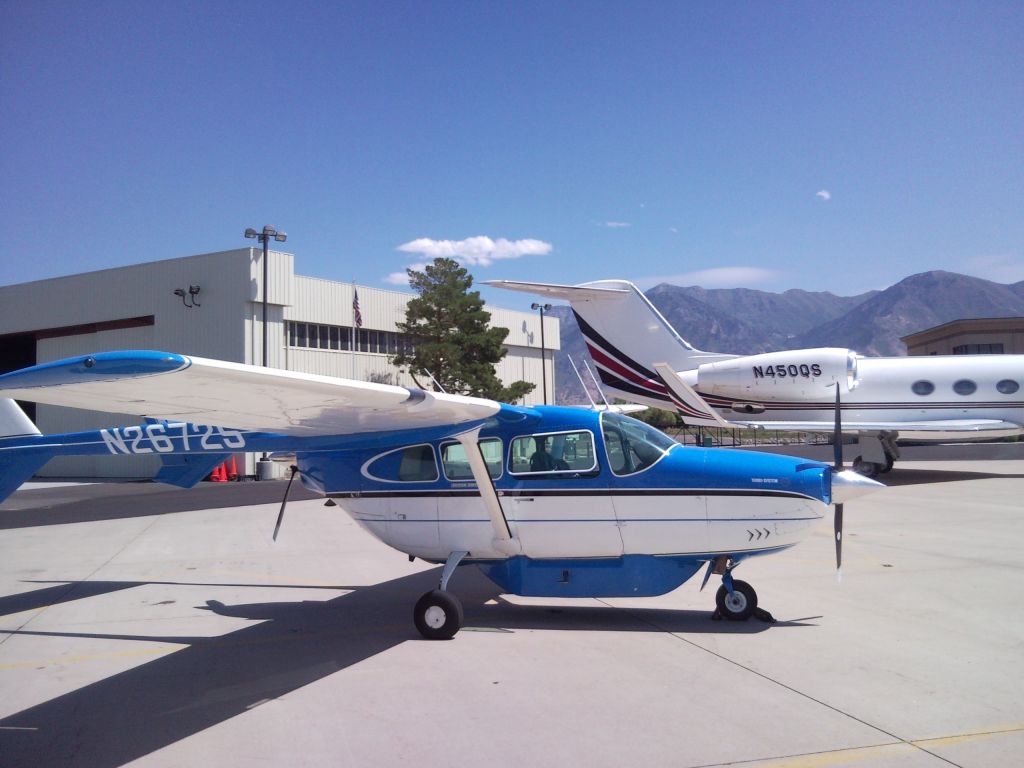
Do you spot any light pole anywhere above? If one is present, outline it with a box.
[531,302,552,404]
[244,225,287,368]
[245,225,287,476]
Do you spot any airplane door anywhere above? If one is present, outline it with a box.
[605,423,710,556]
[505,430,622,558]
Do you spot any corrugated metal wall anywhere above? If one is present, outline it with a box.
[0,250,557,479]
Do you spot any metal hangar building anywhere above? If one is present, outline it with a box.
[0,248,559,479]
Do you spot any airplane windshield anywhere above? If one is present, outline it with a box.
[601,411,679,476]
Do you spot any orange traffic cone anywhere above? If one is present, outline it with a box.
[210,463,226,482]
[227,455,238,481]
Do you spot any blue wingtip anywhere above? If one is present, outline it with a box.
[0,350,190,389]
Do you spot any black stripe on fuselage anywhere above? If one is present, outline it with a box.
[329,488,817,501]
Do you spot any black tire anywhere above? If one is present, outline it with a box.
[715,580,757,621]
[852,456,880,478]
[413,589,463,639]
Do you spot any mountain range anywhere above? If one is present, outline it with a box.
[550,270,1024,405]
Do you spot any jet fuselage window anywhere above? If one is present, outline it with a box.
[996,379,1020,395]
[911,380,935,396]
[952,379,977,396]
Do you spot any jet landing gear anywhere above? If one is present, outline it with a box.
[852,432,900,478]
[413,551,467,640]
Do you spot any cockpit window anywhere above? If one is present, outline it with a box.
[601,412,678,476]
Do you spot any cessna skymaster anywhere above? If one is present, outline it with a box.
[487,279,1024,476]
[0,351,880,638]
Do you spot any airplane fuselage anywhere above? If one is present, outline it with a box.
[677,354,1023,439]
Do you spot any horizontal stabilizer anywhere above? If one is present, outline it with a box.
[154,452,230,488]
[483,279,630,302]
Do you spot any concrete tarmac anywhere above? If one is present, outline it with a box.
[1,458,1022,767]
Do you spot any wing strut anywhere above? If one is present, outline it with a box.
[455,428,521,555]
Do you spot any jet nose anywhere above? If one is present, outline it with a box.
[831,469,885,503]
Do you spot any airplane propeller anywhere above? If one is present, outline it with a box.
[832,384,843,579]
[272,464,300,541]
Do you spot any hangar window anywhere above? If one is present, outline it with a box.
[286,321,415,355]
[509,431,597,476]
[996,379,1019,395]
[952,343,1004,355]
[911,380,935,396]
[440,439,503,481]
[952,379,977,396]
[363,444,438,483]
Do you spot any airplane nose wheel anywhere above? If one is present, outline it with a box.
[414,589,464,639]
[714,579,757,621]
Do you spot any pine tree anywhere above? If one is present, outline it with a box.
[393,258,535,402]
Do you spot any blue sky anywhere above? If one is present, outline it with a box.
[2,1,1021,308]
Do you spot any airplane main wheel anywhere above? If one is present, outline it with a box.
[715,580,757,621]
[852,456,881,478]
[414,589,463,640]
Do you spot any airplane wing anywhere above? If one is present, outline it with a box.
[0,351,500,436]
[730,419,1023,434]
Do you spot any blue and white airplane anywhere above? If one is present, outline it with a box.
[0,350,881,638]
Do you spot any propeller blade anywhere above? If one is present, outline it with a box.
[272,465,299,542]
[832,384,843,469]
[833,383,843,580]
[834,501,843,576]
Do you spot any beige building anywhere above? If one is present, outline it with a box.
[901,317,1024,356]
[0,249,558,478]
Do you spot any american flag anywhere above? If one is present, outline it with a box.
[352,288,363,328]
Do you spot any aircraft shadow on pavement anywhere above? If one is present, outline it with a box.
[0,567,808,767]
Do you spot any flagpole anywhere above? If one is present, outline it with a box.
[351,280,359,380]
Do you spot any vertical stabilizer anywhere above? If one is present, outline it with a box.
[0,398,40,438]
[486,279,736,410]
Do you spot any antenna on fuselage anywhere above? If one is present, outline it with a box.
[423,369,447,393]
[583,360,612,408]
[568,355,598,408]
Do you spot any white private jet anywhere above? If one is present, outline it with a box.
[487,279,1024,476]
[0,350,880,638]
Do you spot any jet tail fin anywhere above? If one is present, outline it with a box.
[486,279,736,410]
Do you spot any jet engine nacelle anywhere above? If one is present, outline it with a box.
[696,348,858,400]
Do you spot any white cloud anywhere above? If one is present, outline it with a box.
[633,266,781,290]
[395,236,552,267]
[669,226,679,234]
[600,221,631,228]
[816,190,832,201]
[963,253,1024,284]
[383,261,429,286]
